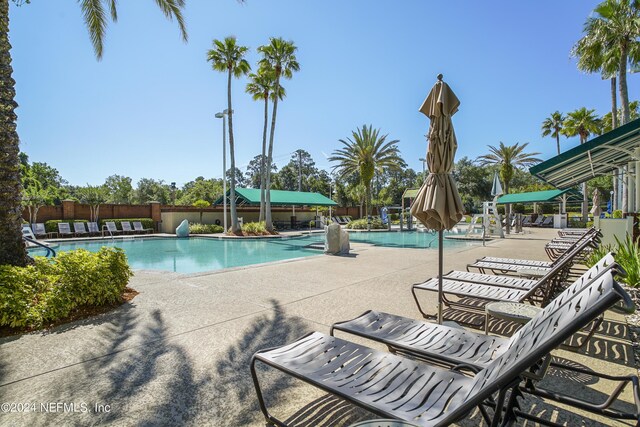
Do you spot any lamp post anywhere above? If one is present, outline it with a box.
[170,182,176,207]
[419,158,427,180]
[215,110,229,231]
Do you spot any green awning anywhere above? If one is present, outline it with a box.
[530,118,640,188]
[214,188,337,206]
[402,188,419,199]
[496,189,582,204]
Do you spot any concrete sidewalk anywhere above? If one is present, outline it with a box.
[0,228,636,426]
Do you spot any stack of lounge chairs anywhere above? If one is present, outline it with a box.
[251,227,640,426]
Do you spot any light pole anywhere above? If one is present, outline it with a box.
[419,158,427,180]
[215,110,229,231]
[329,181,333,220]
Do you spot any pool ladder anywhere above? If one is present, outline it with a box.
[24,236,56,257]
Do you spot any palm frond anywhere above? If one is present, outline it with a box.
[154,0,188,42]
[80,0,108,60]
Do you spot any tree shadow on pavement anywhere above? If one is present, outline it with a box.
[211,299,310,426]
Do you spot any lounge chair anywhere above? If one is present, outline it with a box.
[559,228,588,238]
[539,216,554,227]
[412,233,595,316]
[73,222,89,237]
[341,216,351,224]
[330,254,639,425]
[32,223,47,238]
[22,224,36,240]
[522,215,532,226]
[530,215,545,227]
[57,222,74,237]
[120,221,135,234]
[466,228,599,275]
[87,222,100,236]
[133,221,153,234]
[251,263,632,427]
[103,221,123,236]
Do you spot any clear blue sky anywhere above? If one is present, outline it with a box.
[11,0,638,187]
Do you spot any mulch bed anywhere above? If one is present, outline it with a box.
[0,287,139,338]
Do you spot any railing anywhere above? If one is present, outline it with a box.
[24,236,56,257]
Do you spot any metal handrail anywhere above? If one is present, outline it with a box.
[24,236,56,257]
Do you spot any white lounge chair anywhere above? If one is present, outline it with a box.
[103,221,123,236]
[87,222,100,236]
[73,222,89,237]
[57,222,74,237]
[133,221,153,234]
[120,221,135,234]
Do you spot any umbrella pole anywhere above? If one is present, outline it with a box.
[438,229,443,325]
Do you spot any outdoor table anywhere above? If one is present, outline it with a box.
[348,420,420,427]
[517,268,547,279]
[485,301,542,335]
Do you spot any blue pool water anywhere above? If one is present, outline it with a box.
[29,231,474,273]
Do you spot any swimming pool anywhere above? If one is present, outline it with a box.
[29,231,475,273]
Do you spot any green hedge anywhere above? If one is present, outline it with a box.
[0,247,133,329]
[189,223,224,234]
[345,218,387,230]
[99,218,154,231]
[242,221,269,235]
[45,219,88,233]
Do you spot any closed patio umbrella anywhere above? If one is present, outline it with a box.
[491,171,503,198]
[410,74,464,324]
[590,189,601,218]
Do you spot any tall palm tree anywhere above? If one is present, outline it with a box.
[207,36,250,234]
[257,37,299,232]
[0,0,187,266]
[329,125,406,230]
[245,68,285,222]
[541,111,565,155]
[562,108,603,220]
[477,142,541,233]
[582,0,640,125]
[572,18,622,130]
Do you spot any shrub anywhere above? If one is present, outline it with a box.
[512,204,525,214]
[45,219,88,233]
[345,218,387,230]
[613,210,623,219]
[585,234,640,287]
[100,218,154,230]
[242,221,268,235]
[189,223,223,234]
[0,247,132,329]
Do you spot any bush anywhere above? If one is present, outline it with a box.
[242,221,268,235]
[512,204,525,214]
[189,223,223,234]
[345,218,387,230]
[100,218,154,231]
[585,234,640,287]
[0,247,132,329]
[613,210,623,219]
[45,219,88,233]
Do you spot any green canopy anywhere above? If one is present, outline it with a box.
[214,188,337,206]
[496,189,581,204]
[402,188,420,199]
[530,118,640,188]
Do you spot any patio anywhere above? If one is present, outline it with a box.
[0,228,636,426]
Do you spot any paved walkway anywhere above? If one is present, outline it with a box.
[0,228,636,426]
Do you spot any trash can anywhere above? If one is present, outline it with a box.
[553,214,567,229]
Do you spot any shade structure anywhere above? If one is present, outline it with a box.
[590,189,601,217]
[491,171,503,197]
[410,75,464,325]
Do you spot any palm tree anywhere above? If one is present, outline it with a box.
[581,0,640,125]
[476,142,541,233]
[257,37,300,232]
[0,0,187,266]
[562,108,603,220]
[329,125,406,230]
[207,36,251,234]
[572,18,622,130]
[541,111,565,155]
[245,68,285,222]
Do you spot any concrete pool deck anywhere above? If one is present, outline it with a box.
[1,228,637,426]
